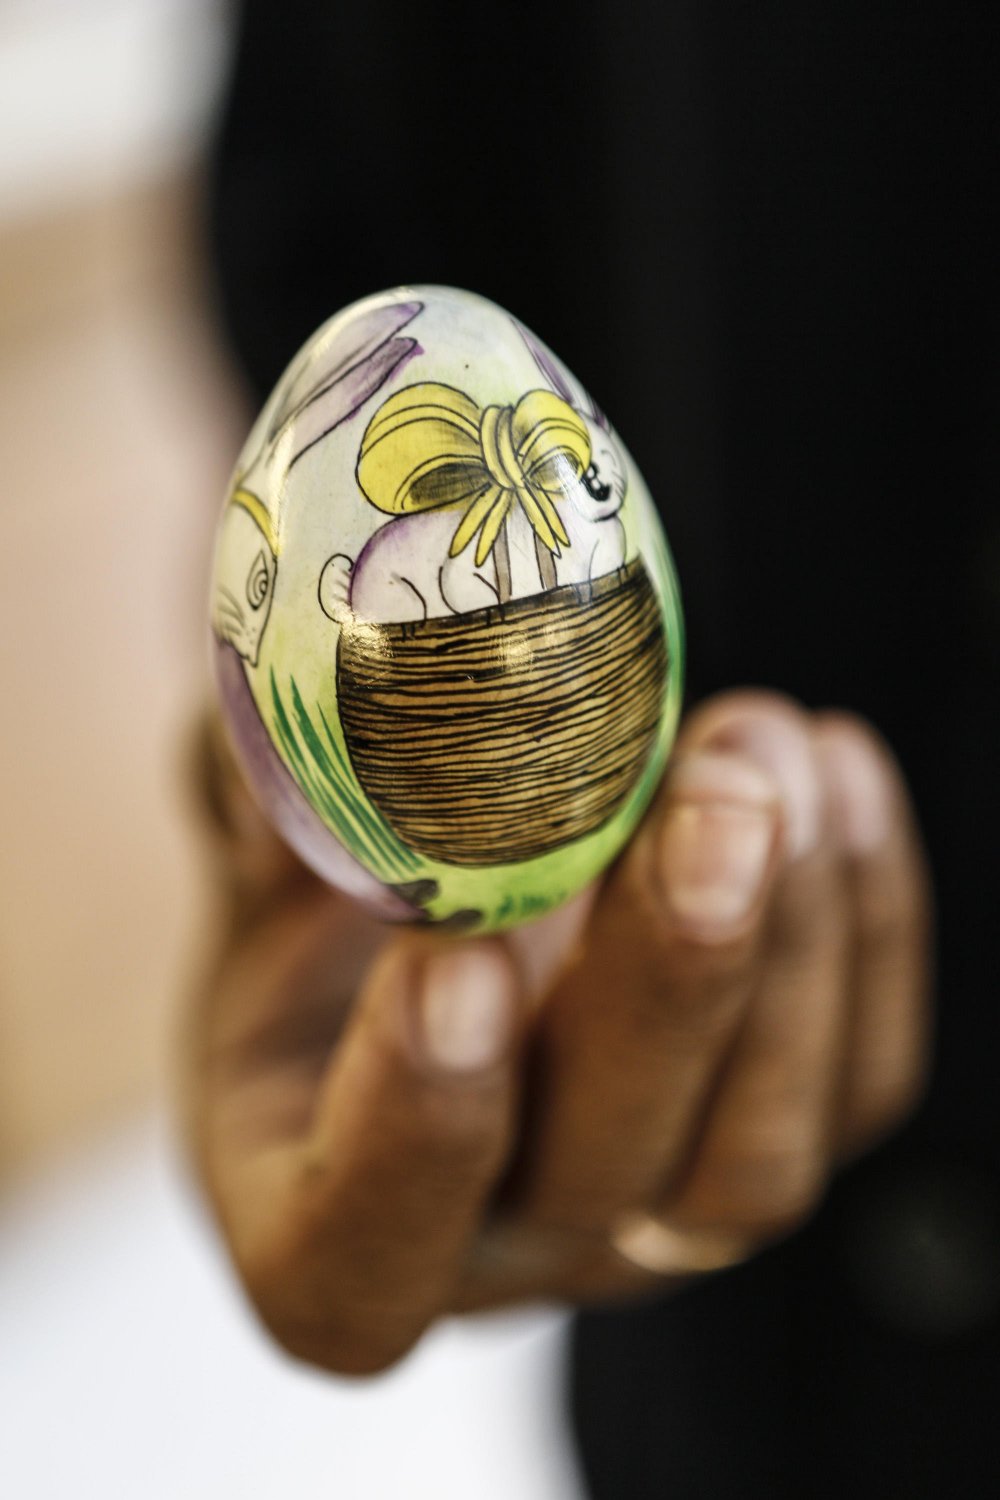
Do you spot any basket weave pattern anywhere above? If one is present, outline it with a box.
[337,557,669,866]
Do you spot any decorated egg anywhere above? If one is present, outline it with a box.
[210,286,684,931]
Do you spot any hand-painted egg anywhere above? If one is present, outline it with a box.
[210,286,684,931]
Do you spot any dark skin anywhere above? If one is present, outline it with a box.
[184,691,931,1376]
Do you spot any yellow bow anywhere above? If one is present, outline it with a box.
[356,383,591,566]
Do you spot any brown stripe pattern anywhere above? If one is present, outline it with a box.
[336,557,669,866]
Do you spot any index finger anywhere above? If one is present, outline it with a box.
[502,695,795,1237]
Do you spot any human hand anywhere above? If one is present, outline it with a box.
[185,691,931,1374]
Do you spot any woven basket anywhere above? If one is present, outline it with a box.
[337,557,669,866]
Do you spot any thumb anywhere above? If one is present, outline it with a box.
[197,896,527,1375]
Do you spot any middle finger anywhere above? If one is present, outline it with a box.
[502,712,790,1235]
[655,711,852,1240]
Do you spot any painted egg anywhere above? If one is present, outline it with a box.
[210,286,684,931]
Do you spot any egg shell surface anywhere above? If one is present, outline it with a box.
[210,285,684,932]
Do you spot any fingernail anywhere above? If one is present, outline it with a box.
[669,750,779,807]
[419,947,514,1073]
[660,800,775,931]
[816,731,891,855]
[708,715,821,860]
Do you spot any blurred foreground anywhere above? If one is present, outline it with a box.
[0,171,244,1174]
[0,1115,580,1498]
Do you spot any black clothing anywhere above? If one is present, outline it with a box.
[207,4,1000,1494]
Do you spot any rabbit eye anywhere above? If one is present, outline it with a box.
[583,463,612,502]
[246,550,271,610]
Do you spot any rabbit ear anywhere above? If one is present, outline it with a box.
[586,391,610,431]
[287,333,420,470]
[514,317,609,429]
[269,300,423,441]
[513,318,577,405]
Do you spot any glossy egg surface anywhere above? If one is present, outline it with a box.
[210,286,684,931]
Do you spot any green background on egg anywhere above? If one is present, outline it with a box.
[237,288,685,932]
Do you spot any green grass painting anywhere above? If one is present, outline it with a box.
[269,669,421,881]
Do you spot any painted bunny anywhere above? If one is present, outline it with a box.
[212,298,423,658]
[319,333,628,627]
[515,319,627,590]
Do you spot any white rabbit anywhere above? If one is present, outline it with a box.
[550,417,627,588]
[513,319,627,590]
[319,391,627,627]
[319,510,503,626]
[213,297,423,657]
[211,498,277,665]
[320,436,628,627]
[314,315,629,629]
